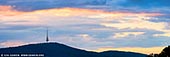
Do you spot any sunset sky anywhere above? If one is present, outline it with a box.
[0,0,170,54]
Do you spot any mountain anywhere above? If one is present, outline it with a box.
[0,42,147,57]
[100,51,146,57]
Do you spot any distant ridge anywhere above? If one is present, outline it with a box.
[0,42,147,57]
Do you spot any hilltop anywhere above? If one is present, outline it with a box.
[0,42,147,57]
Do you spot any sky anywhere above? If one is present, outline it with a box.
[0,0,170,54]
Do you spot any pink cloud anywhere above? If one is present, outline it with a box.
[0,41,26,47]
[0,6,24,16]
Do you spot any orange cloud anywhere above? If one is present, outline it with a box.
[0,6,163,17]
[91,47,165,54]
[25,8,111,17]
[1,7,166,32]
[0,6,24,16]
[0,6,164,27]
[31,8,163,18]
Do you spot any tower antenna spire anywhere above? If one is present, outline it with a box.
[46,27,49,42]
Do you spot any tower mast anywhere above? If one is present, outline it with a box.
[46,28,49,42]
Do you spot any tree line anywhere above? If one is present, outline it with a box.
[147,46,170,57]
